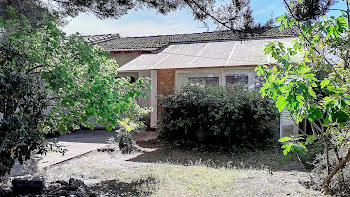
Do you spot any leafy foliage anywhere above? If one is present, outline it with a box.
[256,5,350,194]
[117,118,144,154]
[158,84,279,149]
[0,7,149,176]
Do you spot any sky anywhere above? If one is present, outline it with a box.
[61,0,343,37]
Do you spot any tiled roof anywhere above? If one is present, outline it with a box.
[95,26,298,52]
[82,33,120,44]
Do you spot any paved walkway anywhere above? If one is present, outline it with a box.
[38,129,159,168]
[9,129,159,177]
[38,130,117,168]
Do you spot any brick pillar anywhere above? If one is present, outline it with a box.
[157,69,175,120]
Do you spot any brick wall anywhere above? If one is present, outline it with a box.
[157,69,175,120]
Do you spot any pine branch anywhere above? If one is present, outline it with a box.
[183,0,234,31]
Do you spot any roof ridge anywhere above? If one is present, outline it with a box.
[120,26,283,39]
[94,26,298,52]
[82,33,120,37]
[82,33,121,44]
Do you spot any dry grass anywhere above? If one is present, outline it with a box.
[139,164,319,197]
[34,142,322,197]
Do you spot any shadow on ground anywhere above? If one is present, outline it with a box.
[129,140,306,172]
[51,130,117,144]
[90,176,158,197]
[8,155,42,178]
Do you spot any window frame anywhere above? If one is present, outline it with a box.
[188,76,219,86]
[225,74,249,86]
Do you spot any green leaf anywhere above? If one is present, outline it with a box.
[320,78,330,88]
[308,107,323,121]
[276,95,287,112]
[327,86,336,92]
[337,16,347,25]
[281,143,292,155]
[279,137,292,142]
[306,135,316,145]
[305,73,315,79]
[291,143,308,154]
[309,88,317,98]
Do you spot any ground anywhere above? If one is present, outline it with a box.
[4,130,321,197]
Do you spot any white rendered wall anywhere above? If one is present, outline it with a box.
[150,70,158,128]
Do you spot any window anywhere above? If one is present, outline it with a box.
[226,74,248,86]
[189,77,219,86]
[255,76,265,90]
[129,76,136,84]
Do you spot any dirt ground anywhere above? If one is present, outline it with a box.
[4,139,323,197]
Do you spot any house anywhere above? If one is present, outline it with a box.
[89,27,301,137]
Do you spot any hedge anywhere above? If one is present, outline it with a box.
[158,84,279,149]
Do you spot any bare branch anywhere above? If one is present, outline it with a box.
[27,65,44,73]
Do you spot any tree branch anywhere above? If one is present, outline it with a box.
[183,0,234,31]
[27,65,44,73]
[290,115,308,135]
[322,148,350,195]
[328,8,347,12]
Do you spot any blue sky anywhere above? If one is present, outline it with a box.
[61,0,343,37]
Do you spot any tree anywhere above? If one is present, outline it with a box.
[256,0,350,194]
[0,0,266,30]
[0,7,149,176]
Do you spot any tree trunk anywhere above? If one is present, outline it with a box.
[324,139,331,175]
[334,149,343,193]
[322,148,350,195]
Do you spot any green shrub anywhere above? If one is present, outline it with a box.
[158,84,279,149]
